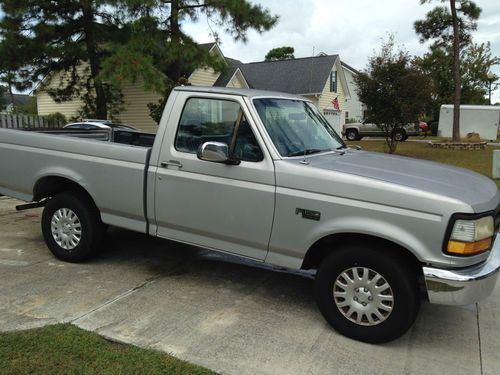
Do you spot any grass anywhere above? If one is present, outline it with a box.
[0,324,215,375]
[347,139,500,189]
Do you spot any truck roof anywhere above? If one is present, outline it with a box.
[173,86,308,101]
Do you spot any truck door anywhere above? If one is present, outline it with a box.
[154,93,275,261]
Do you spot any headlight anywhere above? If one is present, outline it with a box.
[447,216,494,255]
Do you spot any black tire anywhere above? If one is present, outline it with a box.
[391,129,406,142]
[314,245,419,343]
[345,129,359,141]
[41,191,104,263]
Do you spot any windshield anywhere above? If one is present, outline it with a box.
[253,98,344,157]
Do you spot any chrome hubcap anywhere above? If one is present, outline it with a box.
[50,208,82,250]
[333,267,394,326]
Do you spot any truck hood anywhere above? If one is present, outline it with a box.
[305,150,500,213]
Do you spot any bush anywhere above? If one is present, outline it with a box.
[46,112,67,127]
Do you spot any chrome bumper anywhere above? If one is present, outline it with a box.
[423,236,500,305]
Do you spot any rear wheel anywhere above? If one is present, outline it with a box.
[345,129,360,141]
[41,191,104,262]
[314,244,419,343]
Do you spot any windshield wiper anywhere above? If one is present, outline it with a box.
[287,149,328,157]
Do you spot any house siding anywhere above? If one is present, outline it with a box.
[188,67,220,87]
[36,64,89,120]
[318,65,345,116]
[117,81,161,133]
[36,63,221,132]
[343,68,364,122]
[226,72,247,88]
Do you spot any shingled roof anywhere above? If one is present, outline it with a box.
[2,93,30,106]
[215,55,338,95]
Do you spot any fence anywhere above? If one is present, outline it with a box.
[0,113,64,129]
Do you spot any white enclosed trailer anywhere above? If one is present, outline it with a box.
[438,105,500,140]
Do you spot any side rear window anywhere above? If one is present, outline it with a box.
[175,97,263,162]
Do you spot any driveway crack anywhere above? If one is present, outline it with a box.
[71,274,163,324]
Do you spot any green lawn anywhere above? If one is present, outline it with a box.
[0,324,215,375]
[347,140,500,189]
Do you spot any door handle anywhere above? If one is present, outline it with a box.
[160,160,183,169]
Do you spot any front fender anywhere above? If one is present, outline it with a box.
[305,216,428,262]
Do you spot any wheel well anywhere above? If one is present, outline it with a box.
[34,176,94,204]
[301,233,422,274]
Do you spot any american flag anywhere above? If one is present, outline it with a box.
[331,97,340,111]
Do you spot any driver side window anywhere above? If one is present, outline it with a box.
[175,97,263,162]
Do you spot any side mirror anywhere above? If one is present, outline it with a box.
[197,142,231,163]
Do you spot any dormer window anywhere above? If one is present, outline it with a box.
[330,71,337,92]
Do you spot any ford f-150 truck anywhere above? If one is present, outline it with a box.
[1,86,499,344]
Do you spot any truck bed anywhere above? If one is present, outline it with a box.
[0,128,151,233]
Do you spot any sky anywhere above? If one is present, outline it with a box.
[2,1,500,101]
[183,0,500,103]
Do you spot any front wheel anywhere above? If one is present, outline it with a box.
[314,245,419,343]
[41,191,104,263]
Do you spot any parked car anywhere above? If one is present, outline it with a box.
[64,119,137,131]
[1,86,499,344]
[343,121,421,141]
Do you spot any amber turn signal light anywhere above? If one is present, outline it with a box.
[447,237,492,255]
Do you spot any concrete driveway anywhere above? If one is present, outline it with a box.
[1,196,499,375]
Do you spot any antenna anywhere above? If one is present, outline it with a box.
[308,46,315,94]
[303,46,315,164]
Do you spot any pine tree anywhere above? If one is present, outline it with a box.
[265,46,295,61]
[102,0,278,123]
[415,0,481,141]
[0,0,127,119]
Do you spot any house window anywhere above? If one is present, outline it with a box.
[345,111,349,122]
[330,71,337,92]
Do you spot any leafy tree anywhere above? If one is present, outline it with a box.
[415,42,500,119]
[354,37,433,154]
[415,0,481,141]
[0,0,127,120]
[265,46,295,61]
[102,0,278,123]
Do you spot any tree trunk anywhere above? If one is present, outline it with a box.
[450,0,461,142]
[81,1,107,119]
[170,0,181,82]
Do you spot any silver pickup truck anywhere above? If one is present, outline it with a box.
[343,121,421,141]
[1,86,499,344]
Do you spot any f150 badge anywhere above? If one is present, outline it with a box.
[295,208,321,221]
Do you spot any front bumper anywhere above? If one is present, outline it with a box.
[423,235,500,305]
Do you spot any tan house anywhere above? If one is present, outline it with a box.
[36,43,352,134]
